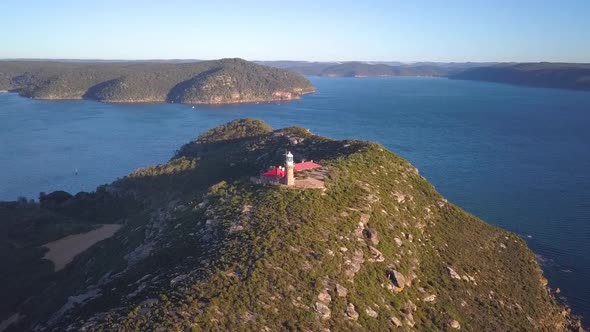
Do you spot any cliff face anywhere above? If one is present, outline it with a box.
[0,119,583,331]
[0,59,315,105]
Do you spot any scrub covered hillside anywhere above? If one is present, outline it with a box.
[0,59,315,104]
[0,119,583,331]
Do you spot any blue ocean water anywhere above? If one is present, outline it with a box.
[1,77,589,323]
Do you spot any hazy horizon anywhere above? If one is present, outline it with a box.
[1,0,589,63]
[1,58,589,64]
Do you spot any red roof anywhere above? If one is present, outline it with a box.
[260,162,321,178]
[261,167,285,178]
[294,161,322,172]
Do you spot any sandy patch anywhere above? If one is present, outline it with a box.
[42,224,122,271]
[292,168,326,189]
[293,177,325,189]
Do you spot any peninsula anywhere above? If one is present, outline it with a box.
[0,119,583,331]
[0,59,315,105]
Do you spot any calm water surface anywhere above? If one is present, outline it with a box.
[1,77,589,323]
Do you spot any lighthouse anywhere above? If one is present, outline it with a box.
[284,151,295,186]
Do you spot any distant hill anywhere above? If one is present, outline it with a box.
[256,61,340,76]
[0,58,315,104]
[254,60,338,69]
[449,63,590,91]
[0,119,583,331]
[319,62,396,77]
[257,61,465,78]
[317,62,448,77]
[257,60,590,92]
[255,61,499,78]
[269,61,448,77]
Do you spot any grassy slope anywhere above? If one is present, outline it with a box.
[112,144,576,332]
[1,119,582,331]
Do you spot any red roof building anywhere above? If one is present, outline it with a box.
[294,161,321,172]
[261,161,321,179]
[257,152,322,186]
[261,167,285,178]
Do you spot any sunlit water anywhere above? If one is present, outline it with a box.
[1,77,589,323]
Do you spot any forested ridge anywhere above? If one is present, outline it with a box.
[0,58,315,104]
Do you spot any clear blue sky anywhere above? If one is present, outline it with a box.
[1,0,589,62]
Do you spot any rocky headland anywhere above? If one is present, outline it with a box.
[0,119,584,331]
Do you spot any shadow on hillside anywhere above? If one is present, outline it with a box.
[82,78,122,101]
[166,68,222,103]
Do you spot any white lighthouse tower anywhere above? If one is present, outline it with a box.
[284,151,295,186]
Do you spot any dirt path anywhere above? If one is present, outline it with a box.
[42,224,122,271]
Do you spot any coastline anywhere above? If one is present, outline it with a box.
[5,119,582,330]
[1,81,587,329]
[313,74,447,79]
[10,89,316,106]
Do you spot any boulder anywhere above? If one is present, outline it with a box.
[344,250,364,279]
[335,283,348,297]
[365,307,378,318]
[403,312,415,327]
[386,268,406,290]
[390,316,403,327]
[364,228,379,245]
[317,289,331,303]
[447,267,461,280]
[359,213,370,225]
[405,233,413,242]
[404,300,417,313]
[369,246,385,262]
[423,294,437,302]
[450,319,461,329]
[345,303,359,321]
[314,302,331,320]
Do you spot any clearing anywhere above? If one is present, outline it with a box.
[42,224,122,271]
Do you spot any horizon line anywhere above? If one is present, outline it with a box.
[1,58,590,65]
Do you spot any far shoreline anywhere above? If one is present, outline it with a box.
[0,90,316,107]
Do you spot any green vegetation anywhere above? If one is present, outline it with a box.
[260,61,451,77]
[317,62,447,77]
[0,119,583,331]
[0,59,315,104]
[259,60,590,91]
[0,189,139,325]
[192,118,273,144]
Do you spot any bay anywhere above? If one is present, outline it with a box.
[1,77,589,323]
